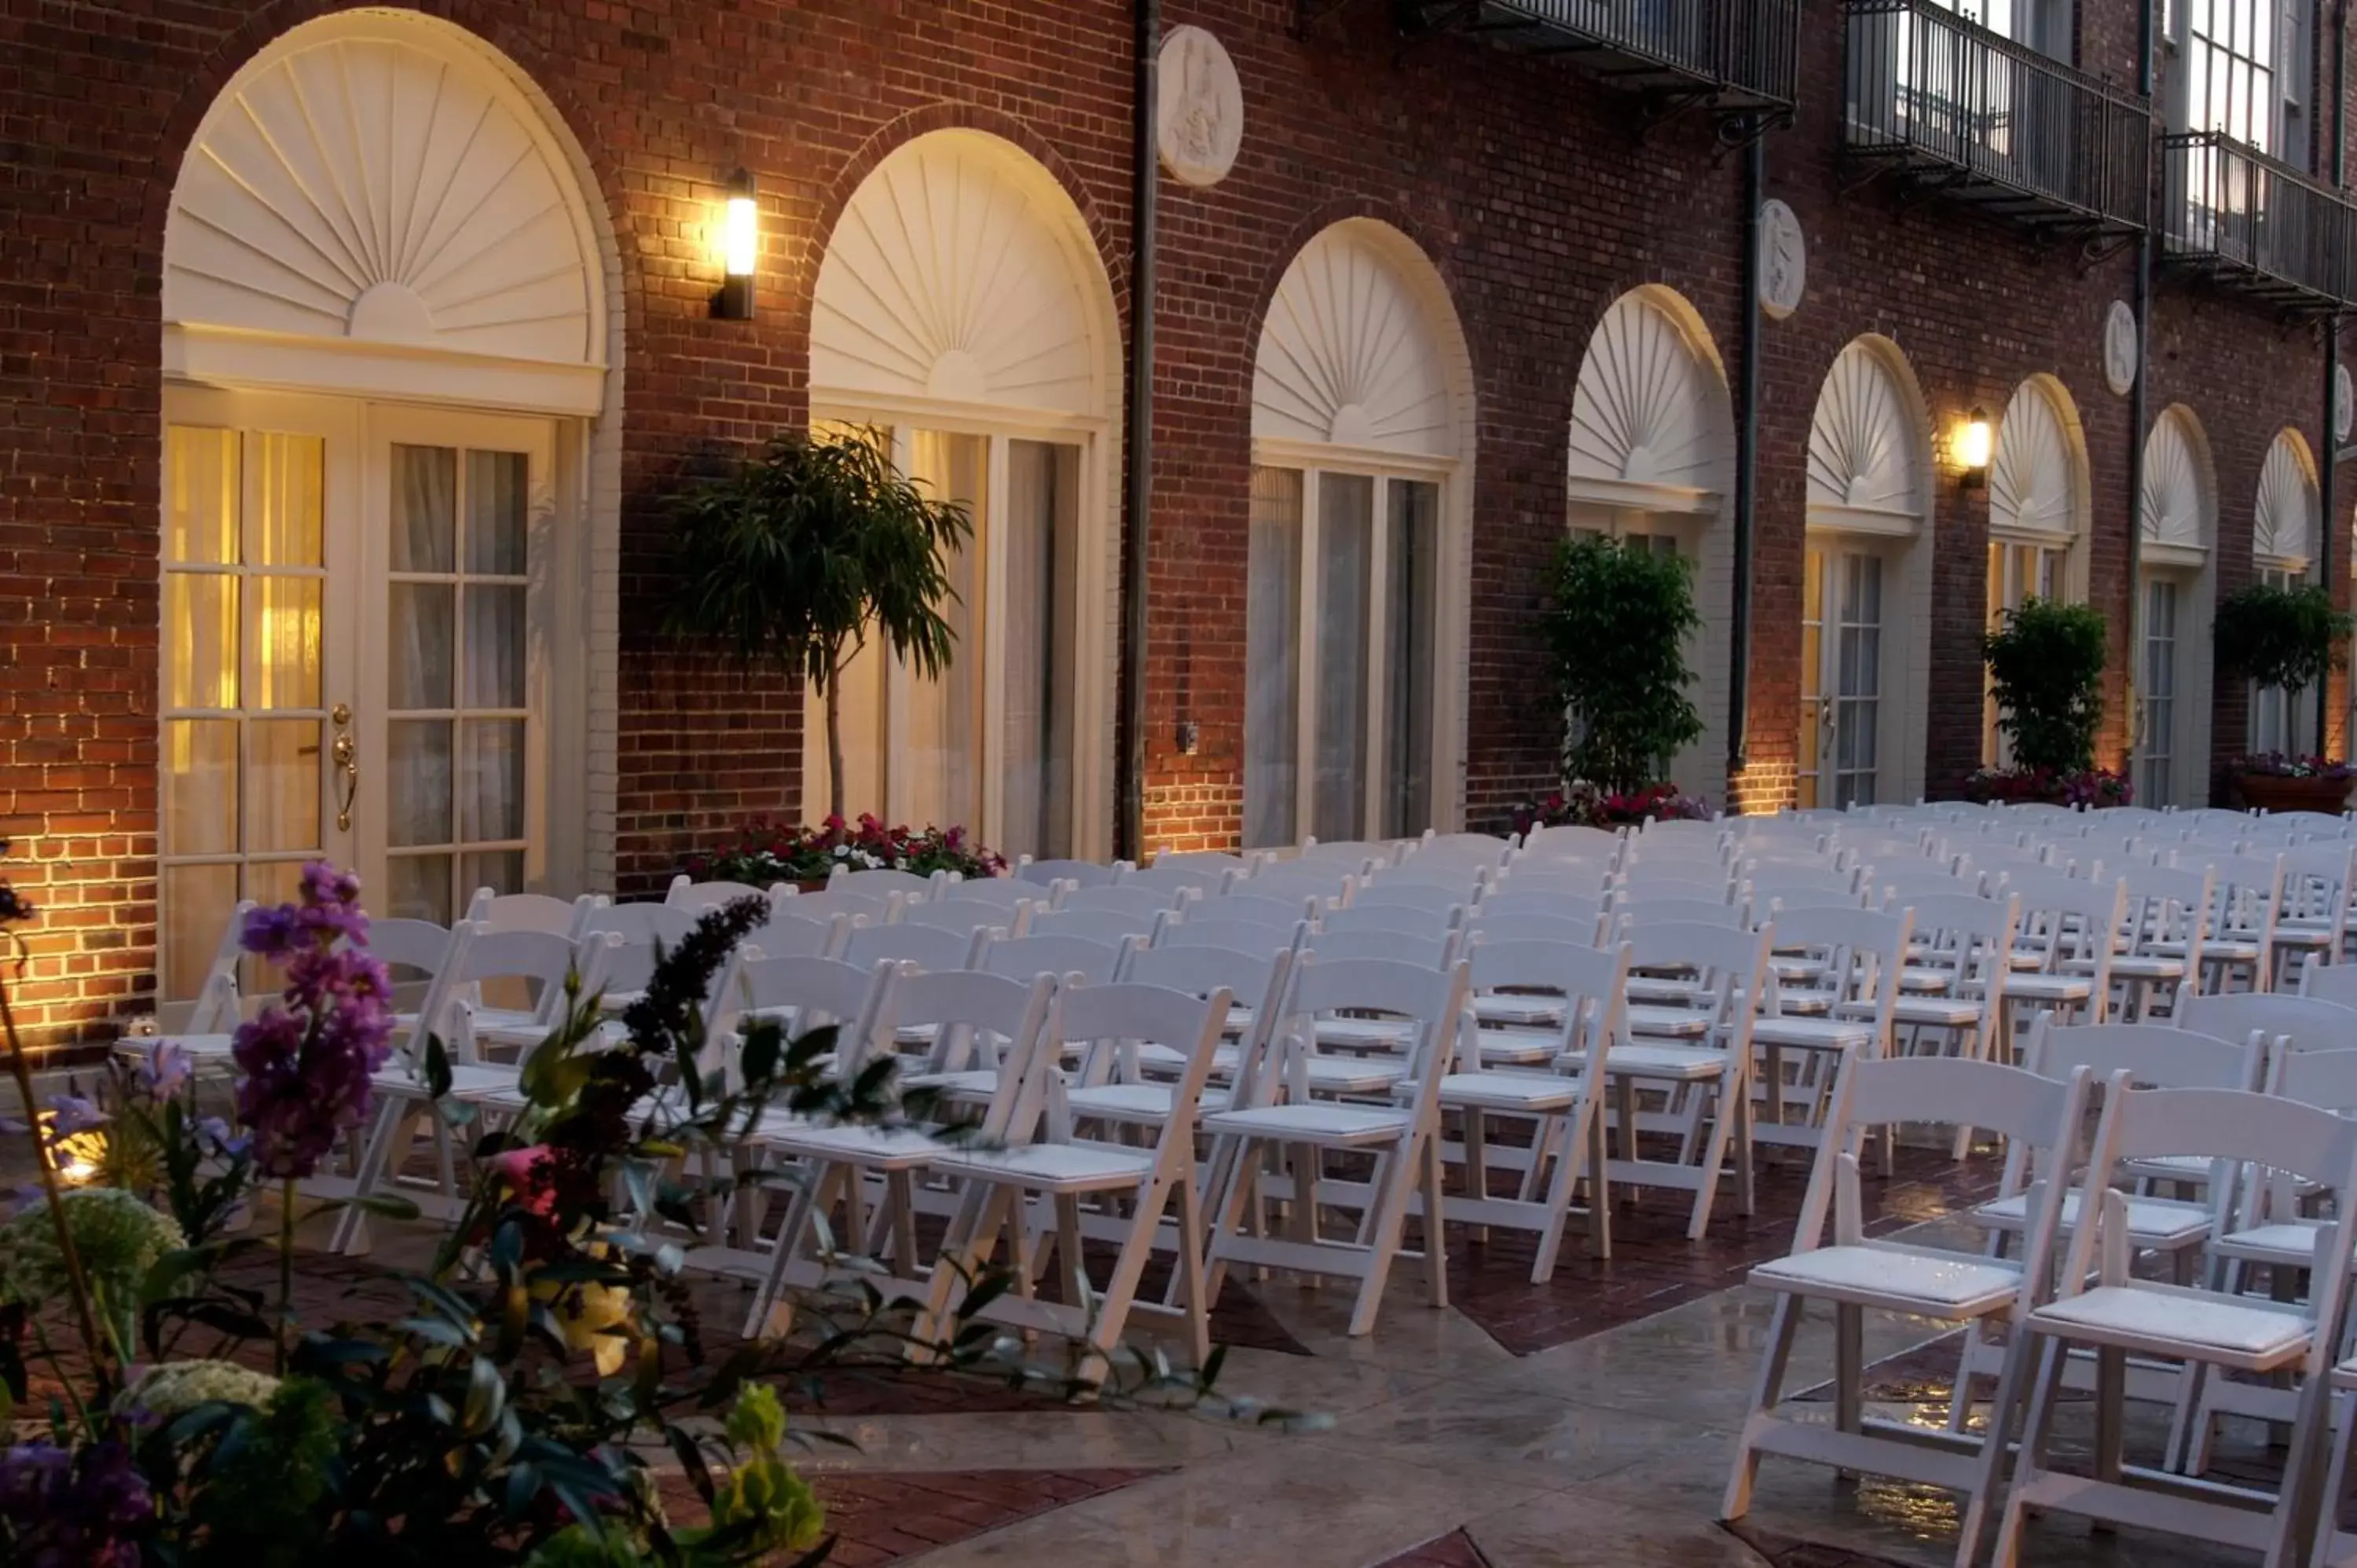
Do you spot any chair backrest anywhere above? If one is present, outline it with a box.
[705,951,898,1083]
[2271,1047,2357,1112]
[1618,920,1772,1050]
[1124,941,1295,1072]
[581,901,702,948]
[183,899,260,1032]
[1210,892,1321,927]
[2176,991,2357,1058]
[1063,883,1193,921]
[2023,1016,2263,1092]
[2304,960,2357,1008]
[664,876,783,915]
[369,916,464,980]
[1294,839,1393,871]
[1016,856,1124,892]
[1613,874,1736,906]
[893,969,1057,1136]
[1612,896,1747,931]
[1299,926,1457,969]
[940,875,1045,910]
[1318,903,1461,940]
[1408,830,1516,869]
[980,932,1135,987]
[1159,914,1307,958]
[1027,904,1170,944]
[1245,955,1470,1118]
[1040,981,1232,1127]
[899,899,1024,940]
[1462,909,1608,947]
[2204,850,2286,939]
[1240,869,1358,908]
[1764,905,1912,1021]
[1518,822,1622,857]
[1472,887,1612,925]
[2280,841,2356,924]
[470,888,596,936]
[840,920,988,974]
[829,865,944,899]
[1463,937,1630,1079]
[786,888,904,926]
[1351,880,1480,914]
[1118,860,1230,895]
[748,907,848,960]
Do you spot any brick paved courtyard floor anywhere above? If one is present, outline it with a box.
[13,1137,2300,1566]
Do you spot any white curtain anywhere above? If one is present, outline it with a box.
[1384,478,1439,837]
[904,430,986,830]
[1000,441,1078,860]
[1313,474,1373,842]
[1244,467,1303,848]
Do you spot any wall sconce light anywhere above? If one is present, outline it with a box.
[1954,407,1993,489]
[713,167,758,321]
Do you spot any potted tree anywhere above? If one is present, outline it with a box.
[667,429,995,884]
[1970,597,2125,806]
[2213,580,2357,812]
[1527,533,1709,826]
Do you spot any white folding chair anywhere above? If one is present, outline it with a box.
[2108,863,2216,1018]
[2005,872,2126,1028]
[748,906,851,960]
[1027,904,1172,946]
[920,980,1233,1375]
[841,919,992,976]
[169,898,257,1045]
[829,865,948,899]
[1748,904,1911,1155]
[1995,1080,2357,1568]
[784,888,905,927]
[1200,954,1471,1336]
[1723,1053,2094,1568]
[1062,883,1196,922]
[665,875,786,915]
[1015,856,1127,892]
[900,898,1028,940]
[470,888,599,936]
[980,932,1135,987]
[940,875,1054,916]
[742,969,1056,1336]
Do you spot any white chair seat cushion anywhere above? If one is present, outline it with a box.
[2212,1218,2330,1265]
[2007,973,2094,1002]
[1299,1055,1410,1094]
[1900,966,1964,992]
[1065,1082,1232,1122]
[1750,1245,2022,1315]
[1433,1071,1580,1112]
[901,1068,999,1100]
[931,1141,1156,1192]
[1974,1189,2211,1247]
[752,1123,943,1167]
[1626,1005,1713,1039]
[371,1061,520,1101]
[1886,995,1985,1028]
[1474,995,1563,1027]
[2106,955,2187,981]
[1200,1102,1413,1147]
[1574,1041,1725,1080]
[1315,1017,1416,1050]
[1475,1032,1563,1068]
[2030,1286,2310,1365]
[161,1032,236,1058]
[1752,1015,1876,1051]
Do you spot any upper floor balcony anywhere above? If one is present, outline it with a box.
[1844,0,2148,240]
[2161,132,2357,313]
[1391,0,1801,120]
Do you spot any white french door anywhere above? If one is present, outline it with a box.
[1799,542,1885,810]
[1244,463,1442,849]
[2137,573,2182,806]
[1984,533,2070,766]
[159,389,557,1006]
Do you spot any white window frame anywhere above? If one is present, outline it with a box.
[805,398,1110,860]
[2251,556,2319,755]
[1248,439,1455,848]
[1983,529,2077,768]
[1800,537,1900,810]
[2172,0,2312,159]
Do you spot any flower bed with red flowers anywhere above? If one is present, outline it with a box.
[2228,752,2357,780]
[1960,766,2133,808]
[1512,782,1713,834]
[684,813,1007,885]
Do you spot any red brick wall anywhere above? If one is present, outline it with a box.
[1,0,2351,1046]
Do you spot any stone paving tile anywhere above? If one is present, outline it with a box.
[1725,1522,1913,1568]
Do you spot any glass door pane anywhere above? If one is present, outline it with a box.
[1798,545,1827,809]
[1001,440,1080,860]
[1384,479,1439,838]
[159,422,333,1003]
[1312,474,1374,841]
[384,443,533,923]
[1245,467,1303,849]
[1832,551,1882,808]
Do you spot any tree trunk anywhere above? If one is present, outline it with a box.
[825,665,846,822]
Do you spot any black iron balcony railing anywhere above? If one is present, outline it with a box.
[1845,0,2147,237]
[1392,0,1801,118]
[2162,132,2357,311]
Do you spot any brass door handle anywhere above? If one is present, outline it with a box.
[330,705,358,832]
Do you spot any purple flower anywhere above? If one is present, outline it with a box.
[229,862,394,1180]
[0,1441,152,1567]
[134,1039,191,1100]
[43,1094,104,1139]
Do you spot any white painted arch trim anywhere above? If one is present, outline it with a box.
[1251,218,1477,832]
[163,8,624,893]
[1991,373,2093,596]
[1805,334,1934,809]
[1564,286,1735,804]
[1806,335,1927,533]
[810,128,1124,859]
[164,8,607,397]
[2256,427,2320,571]
[2140,403,2216,562]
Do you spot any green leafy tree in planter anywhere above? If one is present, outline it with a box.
[2213,580,2354,718]
[666,429,971,820]
[1983,597,2108,774]
[1539,535,1704,795]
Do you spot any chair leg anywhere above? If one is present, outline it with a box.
[744,1159,830,1339]
[332,1097,406,1255]
[1347,1132,1423,1338]
[1171,1160,1213,1367]
[1687,1079,1736,1242]
[2311,1387,2357,1568]
[1200,1135,1263,1305]
[1957,1313,2036,1568]
[1421,1127,1449,1310]
[1085,1174,1175,1377]
[1835,1302,1865,1478]
[1992,1337,2073,1568]
[1528,1107,1585,1285]
[1721,1291,1802,1523]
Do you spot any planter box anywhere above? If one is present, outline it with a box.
[2232,772,2355,815]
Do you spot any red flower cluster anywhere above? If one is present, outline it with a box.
[1961,766,2134,808]
[2229,752,2357,781]
[1513,781,1711,833]
[684,812,1006,885]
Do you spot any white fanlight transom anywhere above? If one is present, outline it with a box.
[1806,336,1926,534]
[1566,288,1731,511]
[1990,376,2087,540]
[2139,406,2214,566]
[1252,219,1461,459]
[2255,428,2319,570]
